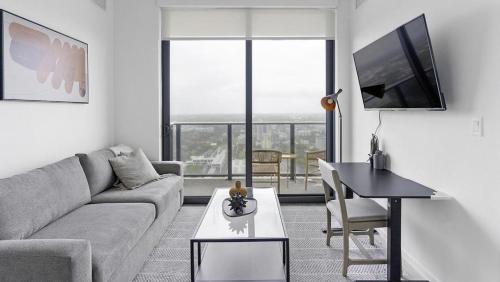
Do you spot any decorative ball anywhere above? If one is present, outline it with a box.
[229,180,247,198]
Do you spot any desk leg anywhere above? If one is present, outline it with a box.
[282,241,286,265]
[356,198,428,282]
[388,198,402,281]
[286,239,290,282]
[190,240,195,282]
[197,242,201,265]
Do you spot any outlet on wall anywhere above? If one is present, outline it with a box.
[471,117,483,136]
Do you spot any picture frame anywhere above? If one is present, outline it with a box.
[0,10,89,103]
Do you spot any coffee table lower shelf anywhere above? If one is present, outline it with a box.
[190,240,290,282]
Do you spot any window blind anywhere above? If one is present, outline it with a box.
[162,8,335,40]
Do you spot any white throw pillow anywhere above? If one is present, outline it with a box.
[109,148,160,189]
[109,144,134,156]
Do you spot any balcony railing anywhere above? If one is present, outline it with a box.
[170,121,326,179]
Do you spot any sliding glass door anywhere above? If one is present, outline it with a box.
[163,40,333,199]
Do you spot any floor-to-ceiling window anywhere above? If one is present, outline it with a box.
[165,40,331,199]
[161,8,335,201]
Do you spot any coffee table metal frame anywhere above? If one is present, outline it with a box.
[190,188,290,282]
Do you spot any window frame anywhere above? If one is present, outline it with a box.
[161,39,335,204]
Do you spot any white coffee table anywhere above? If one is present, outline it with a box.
[190,187,289,282]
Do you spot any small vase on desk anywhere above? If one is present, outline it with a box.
[373,150,386,170]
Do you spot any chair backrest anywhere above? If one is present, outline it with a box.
[252,150,282,164]
[306,150,326,174]
[306,150,326,161]
[318,159,348,224]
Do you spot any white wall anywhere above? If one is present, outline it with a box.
[344,0,500,280]
[335,0,354,161]
[0,0,115,178]
[113,0,162,160]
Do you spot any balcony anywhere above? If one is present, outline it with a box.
[170,121,326,196]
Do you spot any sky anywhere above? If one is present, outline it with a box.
[170,40,326,120]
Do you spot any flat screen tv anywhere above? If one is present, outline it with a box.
[353,14,446,110]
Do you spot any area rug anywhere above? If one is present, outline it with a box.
[134,204,387,281]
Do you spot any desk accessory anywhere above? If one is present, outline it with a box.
[368,134,379,167]
[373,150,385,169]
[368,111,383,167]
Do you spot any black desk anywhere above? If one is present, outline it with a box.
[329,162,435,282]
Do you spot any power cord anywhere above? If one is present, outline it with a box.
[374,110,382,136]
[368,111,383,161]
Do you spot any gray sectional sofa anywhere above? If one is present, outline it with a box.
[0,148,184,282]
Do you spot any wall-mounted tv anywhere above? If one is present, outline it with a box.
[353,14,446,110]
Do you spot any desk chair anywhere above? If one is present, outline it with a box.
[318,159,388,277]
[252,150,282,194]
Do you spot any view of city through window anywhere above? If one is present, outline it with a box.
[170,40,326,195]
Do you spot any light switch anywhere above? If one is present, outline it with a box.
[472,117,483,136]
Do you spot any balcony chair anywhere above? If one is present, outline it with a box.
[252,150,282,194]
[318,159,388,277]
[304,150,326,190]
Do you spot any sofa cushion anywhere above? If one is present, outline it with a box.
[109,144,134,156]
[91,174,183,218]
[0,157,91,240]
[76,149,117,196]
[109,148,160,190]
[30,203,155,282]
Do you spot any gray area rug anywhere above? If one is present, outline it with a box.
[134,204,387,281]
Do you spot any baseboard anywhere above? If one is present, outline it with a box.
[376,228,440,282]
[402,248,441,282]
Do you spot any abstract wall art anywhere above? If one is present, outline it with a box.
[0,10,89,103]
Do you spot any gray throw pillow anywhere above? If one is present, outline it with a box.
[109,148,160,189]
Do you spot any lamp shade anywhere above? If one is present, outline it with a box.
[321,96,337,111]
[321,89,343,112]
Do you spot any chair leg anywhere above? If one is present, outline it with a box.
[369,228,375,246]
[342,228,350,277]
[326,209,332,246]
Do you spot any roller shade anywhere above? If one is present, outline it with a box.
[162,8,335,40]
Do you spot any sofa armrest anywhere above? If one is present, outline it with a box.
[0,239,92,282]
[151,161,183,176]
